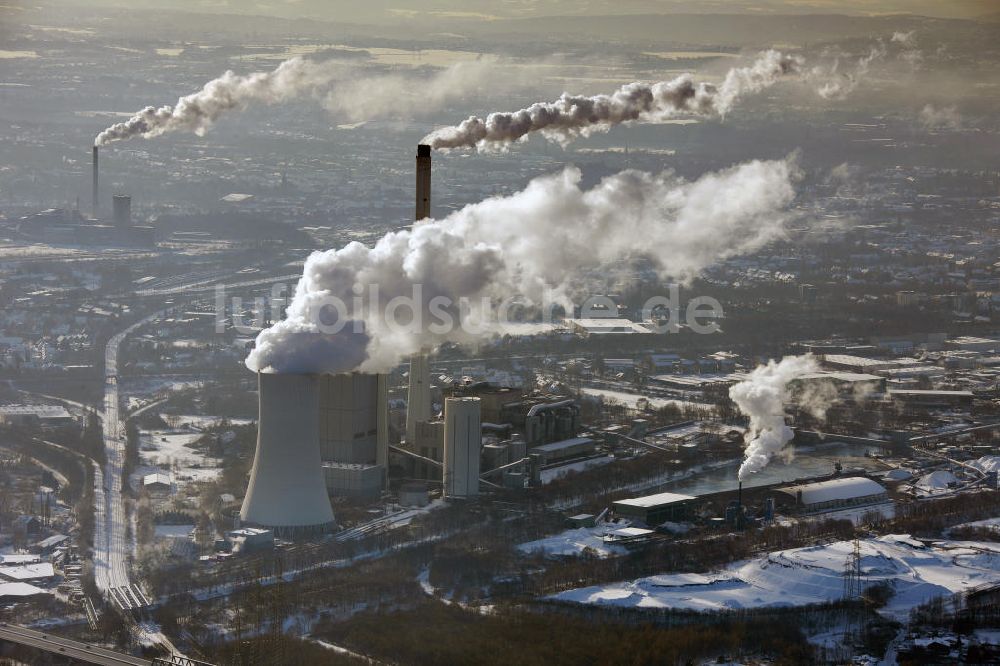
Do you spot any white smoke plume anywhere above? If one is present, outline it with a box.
[813,43,887,100]
[919,104,962,130]
[95,57,339,146]
[95,56,508,146]
[246,157,799,374]
[891,31,915,45]
[421,49,802,151]
[729,355,819,480]
[323,58,509,124]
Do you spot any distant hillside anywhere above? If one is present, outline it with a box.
[472,13,960,47]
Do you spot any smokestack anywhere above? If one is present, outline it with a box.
[407,144,433,443]
[92,146,99,218]
[416,144,431,221]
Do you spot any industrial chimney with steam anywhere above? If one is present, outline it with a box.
[406,144,433,443]
[92,146,99,218]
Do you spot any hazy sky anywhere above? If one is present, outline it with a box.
[37,0,1000,21]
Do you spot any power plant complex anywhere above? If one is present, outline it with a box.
[239,145,485,534]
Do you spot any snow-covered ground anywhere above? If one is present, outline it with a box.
[169,414,253,429]
[579,387,712,411]
[551,535,1000,619]
[518,524,631,559]
[139,430,221,483]
[540,456,615,484]
[947,516,1000,534]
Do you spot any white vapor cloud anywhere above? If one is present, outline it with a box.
[422,50,802,151]
[246,157,800,374]
[919,104,962,130]
[730,354,821,480]
[95,56,509,145]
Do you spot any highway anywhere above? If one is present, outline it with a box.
[0,623,150,666]
[94,312,176,651]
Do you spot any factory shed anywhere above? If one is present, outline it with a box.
[612,491,696,526]
[531,437,596,465]
[778,477,888,514]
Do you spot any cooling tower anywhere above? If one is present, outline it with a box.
[240,372,336,534]
[444,397,481,498]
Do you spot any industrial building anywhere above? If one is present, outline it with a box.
[444,397,481,498]
[564,318,656,336]
[889,389,975,409]
[406,352,432,443]
[0,405,75,428]
[776,477,889,514]
[316,373,389,501]
[612,491,696,526]
[530,436,597,466]
[112,194,131,227]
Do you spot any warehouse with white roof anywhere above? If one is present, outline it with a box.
[777,477,888,514]
[612,491,697,525]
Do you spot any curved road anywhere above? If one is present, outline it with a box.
[94,312,177,652]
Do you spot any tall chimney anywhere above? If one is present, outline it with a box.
[92,146,99,218]
[415,144,431,221]
[407,145,433,443]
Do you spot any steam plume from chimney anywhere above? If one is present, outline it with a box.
[94,56,517,146]
[245,156,799,375]
[95,57,338,146]
[422,50,801,151]
[729,355,819,480]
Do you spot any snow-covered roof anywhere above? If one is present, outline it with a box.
[614,491,696,509]
[779,477,887,505]
[0,582,48,598]
[532,437,594,453]
[143,472,171,486]
[0,562,55,581]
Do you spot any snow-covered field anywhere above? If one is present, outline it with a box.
[551,535,1000,619]
[518,524,630,559]
[139,430,220,483]
[579,388,712,411]
[540,456,615,484]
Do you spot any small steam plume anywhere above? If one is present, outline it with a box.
[95,57,338,146]
[246,157,799,374]
[323,58,509,124]
[813,43,887,100]
[919,104,962,130]
[891,31,915,45]
[422,50,801,151]
[730,355,821,480]
[95,56,507,146]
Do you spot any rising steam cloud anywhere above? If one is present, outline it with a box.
[730,355,820,480]
[421,50,802,151]
[95,57,339,146]
[246,157,799,374]
[95,56,509,146]
[812,44,887,100]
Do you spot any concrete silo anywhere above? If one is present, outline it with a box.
[444,396,481,498]
[240,372,336,535]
